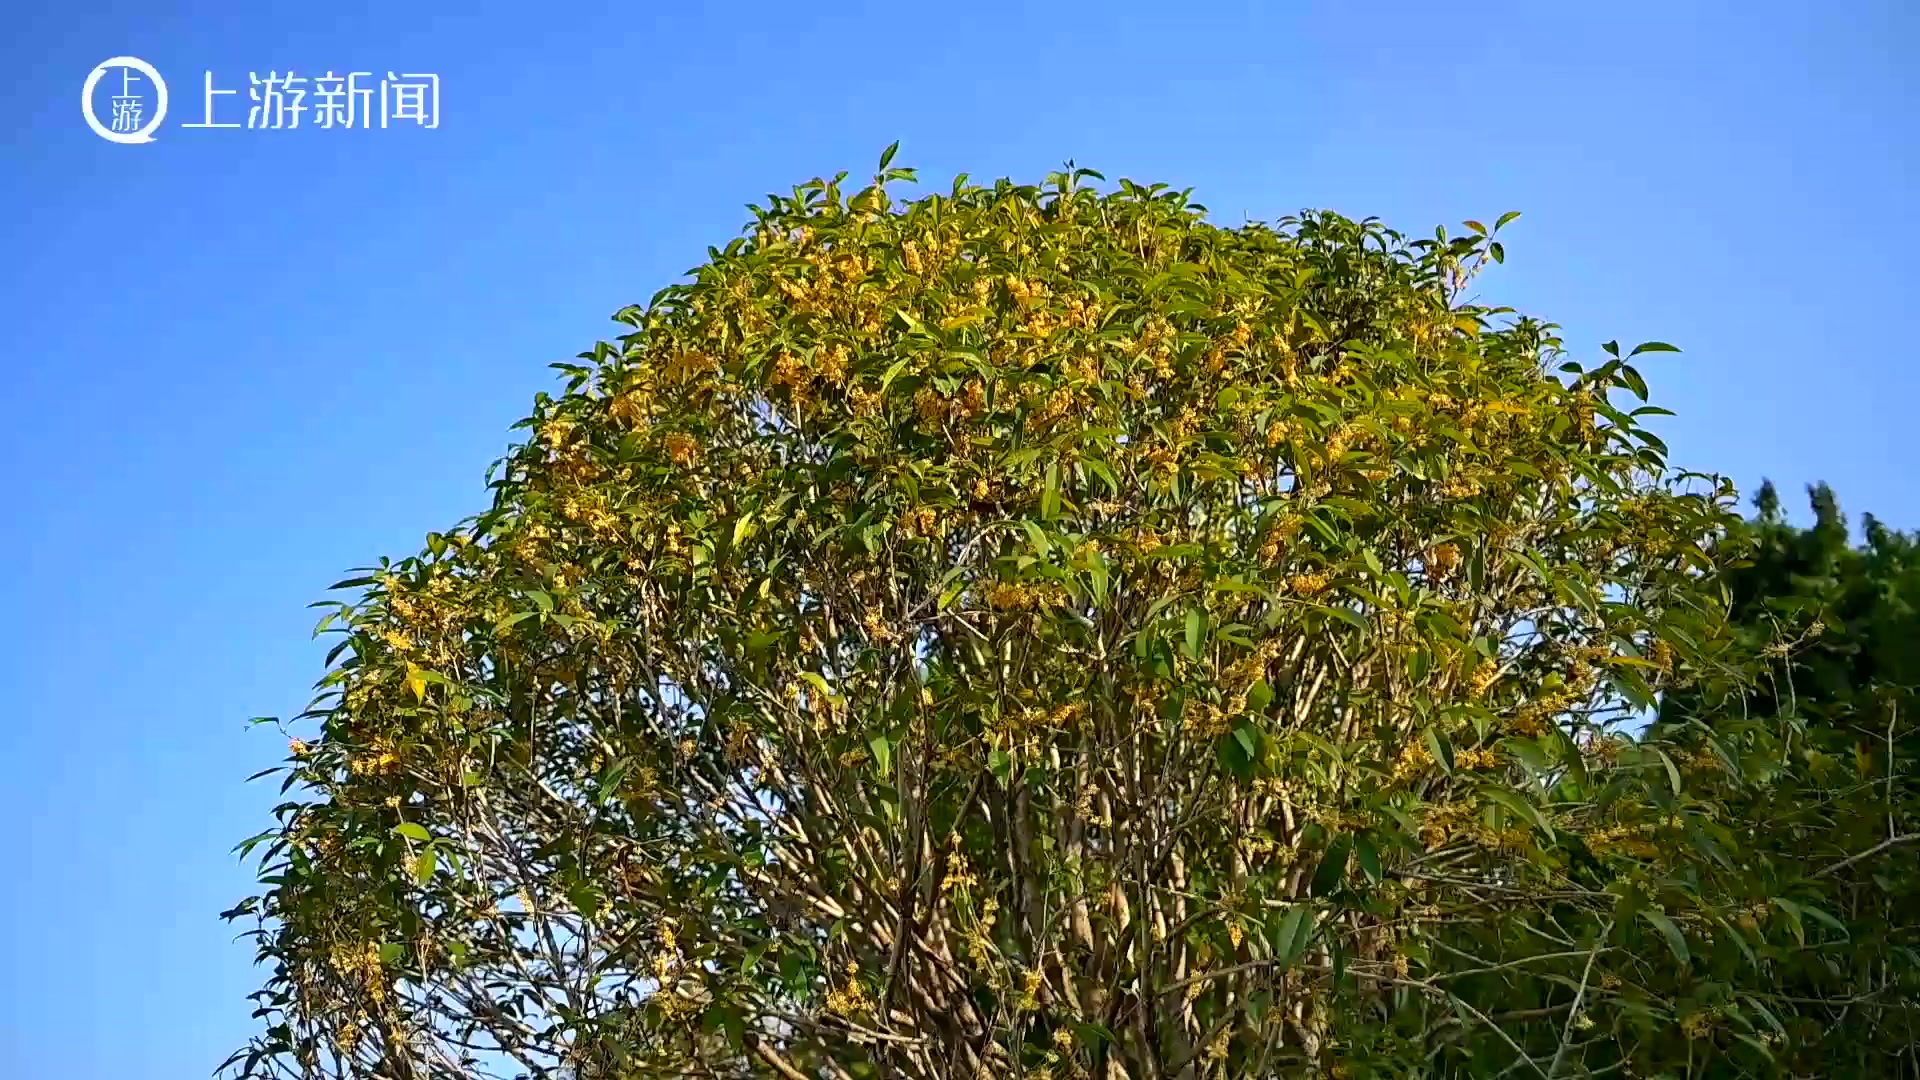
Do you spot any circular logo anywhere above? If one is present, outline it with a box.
[82,57,168,144]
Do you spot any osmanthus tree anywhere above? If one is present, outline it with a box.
[225,151,1775,1079]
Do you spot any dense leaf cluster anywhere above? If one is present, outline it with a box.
[1654,483,1920,1074]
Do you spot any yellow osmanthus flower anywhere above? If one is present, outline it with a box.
[1454,747,1502,770]
[1466,662,1500,699]
[1585,821,1658,859]
[1391,741,1432,783]
[1189,702,1231,739]
[848,386,882,418]
[662,432,701,466]
[816,343,851,385]
[1509,688,1577,737]
[350,738,403,777]
[1016,969,1044,1011]
[960,379,987,417]
[1648,638,1675,676]
[824,960,872,1017]
[1420,802,1474,847]
[913,387,948,429]
[986,581,1064,612]
[1486,826,1532,851]
[607,390,652,428]
[1285,571,1331,597]
[940,851,977,894]
[538,419,576,447]
[1682,743,1722,775]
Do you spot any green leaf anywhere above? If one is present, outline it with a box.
[1482,786,1551,835]
[868,734,893,777]
[1495,210,1522,230]
[1500,737,1554,785]
[1734,1033,1777,1063]
[703,1002,747,1049]
[1071,1022,1116,1051]
[394,822,430,843]
[567,882,603,921]
[1424,728,1456,774]
[1641,909,1690,966]
[1361,548,1384,578]
[413,848,437,886]
[1652,746,1684,796]
[1320,605,1369,632]
[1021,519,1052,559]
[1800,903,1848,938]
[1233,722,1259,760]
[1085,458,1121,497]
[879,356,914,393]
[1404,644,1432,682]
[1628,341,1680,357]
[1354,835,1383,883]
[495,610,537,632]
[1246,679,1274,714]
[1217,729,1255,783]
[1041,462,1062,519]
[1184,608,1206,659]
[1772,897,1806,945]
[1087,554,1109,607]
[1271,904,1316,970]
[1310,834,1352,897]
[1619,365,1649,402]
[938,576,967,612]
[878,140,900,171]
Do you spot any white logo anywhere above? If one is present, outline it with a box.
[82,56,169,144]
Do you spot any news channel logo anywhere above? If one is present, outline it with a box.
[83,56,441,143]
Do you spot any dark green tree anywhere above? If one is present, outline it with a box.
[1655,481,1920,1074]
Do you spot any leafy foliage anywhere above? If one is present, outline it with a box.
[1654,482,1920,1074]
[226,154,1788,1078]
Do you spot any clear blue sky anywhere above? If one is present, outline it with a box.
[1,2,1914,1075]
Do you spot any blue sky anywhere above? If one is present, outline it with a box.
[1,1,1914,1075]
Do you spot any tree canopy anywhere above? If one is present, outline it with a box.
[226,154,1885,1079]
[1653,482,1920,1073]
